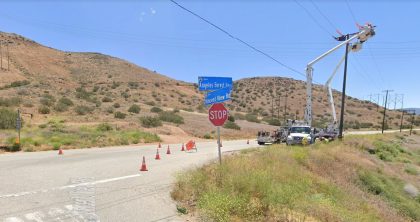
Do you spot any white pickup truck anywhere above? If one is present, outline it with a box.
[286,125,313,145]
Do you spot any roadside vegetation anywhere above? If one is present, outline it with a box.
[172,133,420,221]
[0,118,161,152]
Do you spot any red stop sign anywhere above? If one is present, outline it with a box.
[208,103,228,126]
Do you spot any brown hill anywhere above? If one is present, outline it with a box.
[228,77,410,130]
[0,31,202,121]
[0,31,414,131]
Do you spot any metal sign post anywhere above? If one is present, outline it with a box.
[16,109,21,145]
[217,126,221,164]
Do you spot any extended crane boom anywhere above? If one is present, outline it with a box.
[304,24,375,126]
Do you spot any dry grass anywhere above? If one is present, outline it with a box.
[172,133,420,222]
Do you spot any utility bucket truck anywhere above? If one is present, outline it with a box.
[305,24,375,141]
[256,23,375,145]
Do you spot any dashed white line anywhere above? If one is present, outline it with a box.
[0,174,141,199]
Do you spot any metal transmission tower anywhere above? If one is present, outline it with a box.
[381,90,393,134]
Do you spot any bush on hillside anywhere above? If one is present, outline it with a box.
[0,108,19,129]
[102,96,113,103]
[159,111,184,124]
[245,114,260,123]
[223,121,241,130]
[74,105,92,115]
[267,118,281,126]
[38,106,51,114]
[140,116,162,128]
[96,123,113,132]
[58,97,74,106]
[128,104,141,114]
[114,111,127,119]
[0,97,22,107]
[150,106,163,113]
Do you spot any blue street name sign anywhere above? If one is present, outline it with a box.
[198,77,232,91]
[204,87,232,106]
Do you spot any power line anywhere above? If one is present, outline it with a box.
[344,0,358,24]
[293,0,334,36]
[169,0,306,79]
[309,0,338,31]
[343,0,385,89]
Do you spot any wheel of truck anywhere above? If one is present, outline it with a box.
[258,142,264,145]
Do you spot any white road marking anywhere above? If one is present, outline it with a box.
[0,174,141,199]
[3,217,24,222]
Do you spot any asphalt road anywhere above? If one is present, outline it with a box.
[0,140,257,222]
[1,128,419,222]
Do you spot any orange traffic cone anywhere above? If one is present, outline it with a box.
[158,142,161,148]
[155,148,161,160]
[166,145,171,155]
[181,143,185,151]
[58,148,63,155]
[247,140,249,144]
[140,156,148,171]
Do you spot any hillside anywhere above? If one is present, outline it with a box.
[172,133,420,221]
[0,31,418,135]
[229,77,416,130]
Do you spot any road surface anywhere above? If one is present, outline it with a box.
[1,128,418,222]
[0,140,256,222]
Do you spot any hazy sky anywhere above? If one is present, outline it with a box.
[0,0,419,107]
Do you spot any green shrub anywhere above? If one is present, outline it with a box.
[203,133,213,139]
[96,123,113,132]
[53,102,69,112]
[106,106,114,114]
[140,116,162,128]
[38,106,51,114]
[223,121,241,130]
[113,103,120,108]
[145,101,156,106]
[128,104,141,114]
[228,116,235,122]
[404,165,419,175]
[0,108,19,129]
[0,97,22,107]
[40,94,56,106]
[267,118,281,126]
[58,97,74,106]
[9,80,30,88]
[358,170,420,220]
[114,111,127,119]
[74,105,91,115]
[245,114,260,123]
[150,106,163,113]
[102,96,112,102]
[159,111,184,124]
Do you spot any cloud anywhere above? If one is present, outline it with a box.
[150,8,156,15]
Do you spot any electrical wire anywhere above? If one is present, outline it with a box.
[169,0,307,79]
[343,0,387,89]
[309,0,338,32]
[293,0,334,36]
[344,0,358,25]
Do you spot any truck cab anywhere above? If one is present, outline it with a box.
[286,125,313,145]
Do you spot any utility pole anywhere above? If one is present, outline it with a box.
[7,43,10,71]
[410,110,415,135]
[283,85,288,123]
[381,90,393,134]
[271,96,274,120]
[0,41,2,70]
[399,94,404,132]
[376,94,380,111]
[338,36,350,139]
